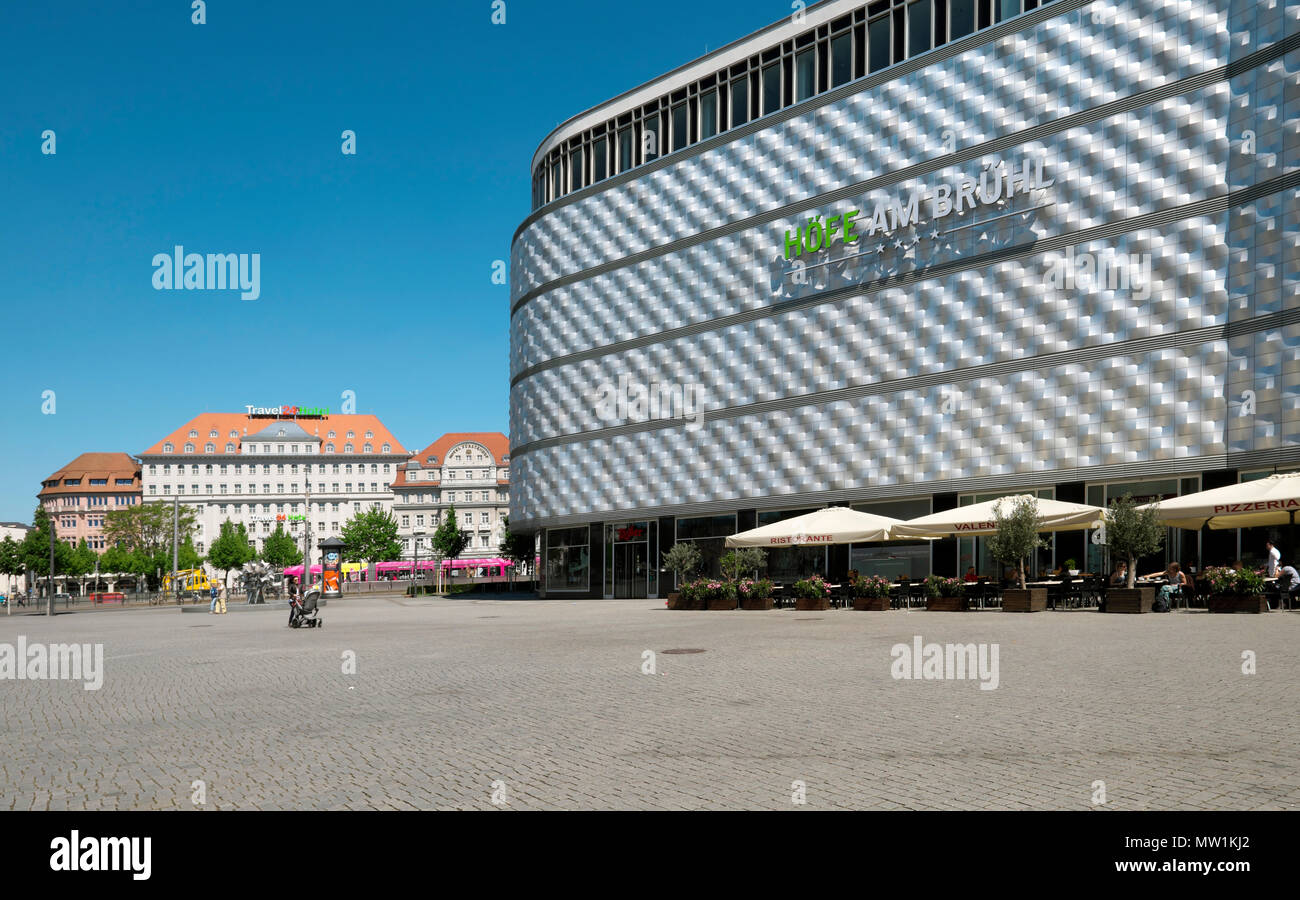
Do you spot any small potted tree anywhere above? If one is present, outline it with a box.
[1104,493,1165,614]
[988,495,1049,612]
[924,574,968,611]
[1203,566,1268,614]
[719,548,767,610]
[792,574,832,611]
[851,572,893,611]
[663,542,702,610]
[1064,558,1080,576]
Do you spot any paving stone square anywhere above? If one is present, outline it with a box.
[1,597,1296,810]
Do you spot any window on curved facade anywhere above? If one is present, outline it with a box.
[795,49,816,102]
[908,1,932,56]
[571,146,584,190]
[617,126,633,173]
[671,103,688,152]
[730,79,748,127]
[761,63,781,115]
[592,136,607,182]
[830,32,852,87]
[700,89,718,139]
[868,15,891,73]
[950,0,976,39]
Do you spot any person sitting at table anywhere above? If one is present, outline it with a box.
[1276,563,1299,610]
[1143,562,1187,606]
[1109,562,1128,585]
[963,566,979,583]
[1002,565,1022,587]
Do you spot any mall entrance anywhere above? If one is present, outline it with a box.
[604,521,658,599]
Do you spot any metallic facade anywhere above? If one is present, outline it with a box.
[510,0,1300,534]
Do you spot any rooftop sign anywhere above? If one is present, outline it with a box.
[246,405,329,418]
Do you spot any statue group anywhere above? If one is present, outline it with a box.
[240,561,281,605]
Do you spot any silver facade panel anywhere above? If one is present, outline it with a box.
[509,0,1300,530]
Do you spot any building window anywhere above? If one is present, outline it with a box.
[671,102,688,152]
[761,63,781,115]
[795,48,816,102]
[831,31,853,86]
[617,126,634,172]
[950,0,976,40]
[909,1,932,56]
[869,13,892,73]
[545,526,590,592]
[730,78,748,127]
[699,89,718,140]
[184,443,195,453]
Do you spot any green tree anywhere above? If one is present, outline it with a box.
[432,505,469,563]
[662,542,702,587]
[720,547,767,583]
[0,535,26,593]
[103,501,198,557]
[100,544,135,577]
[207,520,256,592]
[21,507,71,595]
[987,496,1048,590]
[68,539,97,595]
[498,516,534,570]
[340,507,402,563]
[177,537,203,571]
[261,524,303,568]
[1106,493,1166,588]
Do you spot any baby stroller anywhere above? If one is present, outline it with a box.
[288,586,323,629]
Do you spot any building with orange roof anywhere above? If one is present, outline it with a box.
[139,408,408,559]
[391,433,510,561]
[38,452,142,553]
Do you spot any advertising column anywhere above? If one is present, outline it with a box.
[318,537,346,600]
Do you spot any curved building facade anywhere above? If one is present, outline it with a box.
[510,0,1300,598]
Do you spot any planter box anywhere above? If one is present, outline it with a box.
[925,595,968,611]
[667,594,701,610]
[1106,587,1154,614]
[852,595,892,611]
[740,595,774,610]
[794,595,831,611]
[707,595,737,611]
[1206,594,1268,614]
[1002,588,1047,613]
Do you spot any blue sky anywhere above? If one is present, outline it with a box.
[0,0,789,523]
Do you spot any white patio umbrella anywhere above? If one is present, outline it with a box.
[891,494,1105,538]
[725,506,905,547]
[1137,472,1300,530]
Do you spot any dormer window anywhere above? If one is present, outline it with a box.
[327,431,336,439]
[205,443,216,453]
[365,431,374,439]
[184,443,195,453]
[326,443,335,453]
[346,431,355,439]
[344,443,354,453]
[209,429,218,438]
[363,444,373,453]
[163,443,174,453]
[188,429,198,439]
[382,443,391,453]
[226,443,236,452]
[229,430,238,439]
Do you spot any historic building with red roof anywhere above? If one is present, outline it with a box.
[38,452,142,552]
[391,433,510,560]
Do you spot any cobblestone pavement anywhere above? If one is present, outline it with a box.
[1,597,1296,810]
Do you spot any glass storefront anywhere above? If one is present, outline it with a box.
[850,497,933,579]
[957,489,1055,580]
[1083,477,1201,576]
[757,507,825,581]
[673,514,736,584]
[544,526,590,593]
[1238,468,1300,570]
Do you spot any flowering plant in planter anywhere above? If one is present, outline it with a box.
[737,578,774,601]
[792,574,832,600]
[924,575,966,598]
[852,575,892,598]
[672,580,700,609]
[1203,567,1266,596]
[694,579,736,608]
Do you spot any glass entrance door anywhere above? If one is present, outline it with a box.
[614,542,648,599]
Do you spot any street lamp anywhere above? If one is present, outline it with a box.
[412,530,426,595]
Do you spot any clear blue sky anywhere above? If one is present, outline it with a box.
[0,0,788,523]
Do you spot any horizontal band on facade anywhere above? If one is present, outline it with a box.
[510,29,1300,320]
[509,169,1300,399]
[514,0,1093,245]
[511,452,1281,533]
[509,302,1298,464]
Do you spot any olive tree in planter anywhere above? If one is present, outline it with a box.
[718,548,768,610]
[988,495,1049,612]
[663,542,702,610]
[1202,566,1268,614]
[1104,493,1165,614]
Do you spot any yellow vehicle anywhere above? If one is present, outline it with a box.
[162,569,213,597]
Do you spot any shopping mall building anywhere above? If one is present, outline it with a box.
[509,0,1299,598]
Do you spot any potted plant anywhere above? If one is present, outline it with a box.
[988,495,1049,612]
[737,577,775,610]
[924,574,968,611]
[1103,493,1165,614]
[700,579,737,611]
[1064,558,1080,576]
[1203,566,1268,614]
[852,574,893,611]
[663,542,702,609]
[792,574,832,611]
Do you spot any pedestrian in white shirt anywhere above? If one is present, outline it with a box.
[1266,541,1281,577]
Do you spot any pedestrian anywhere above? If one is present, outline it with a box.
[1266,540,1281,577]
[1276,563,1299,611]
[210,583,219,614]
